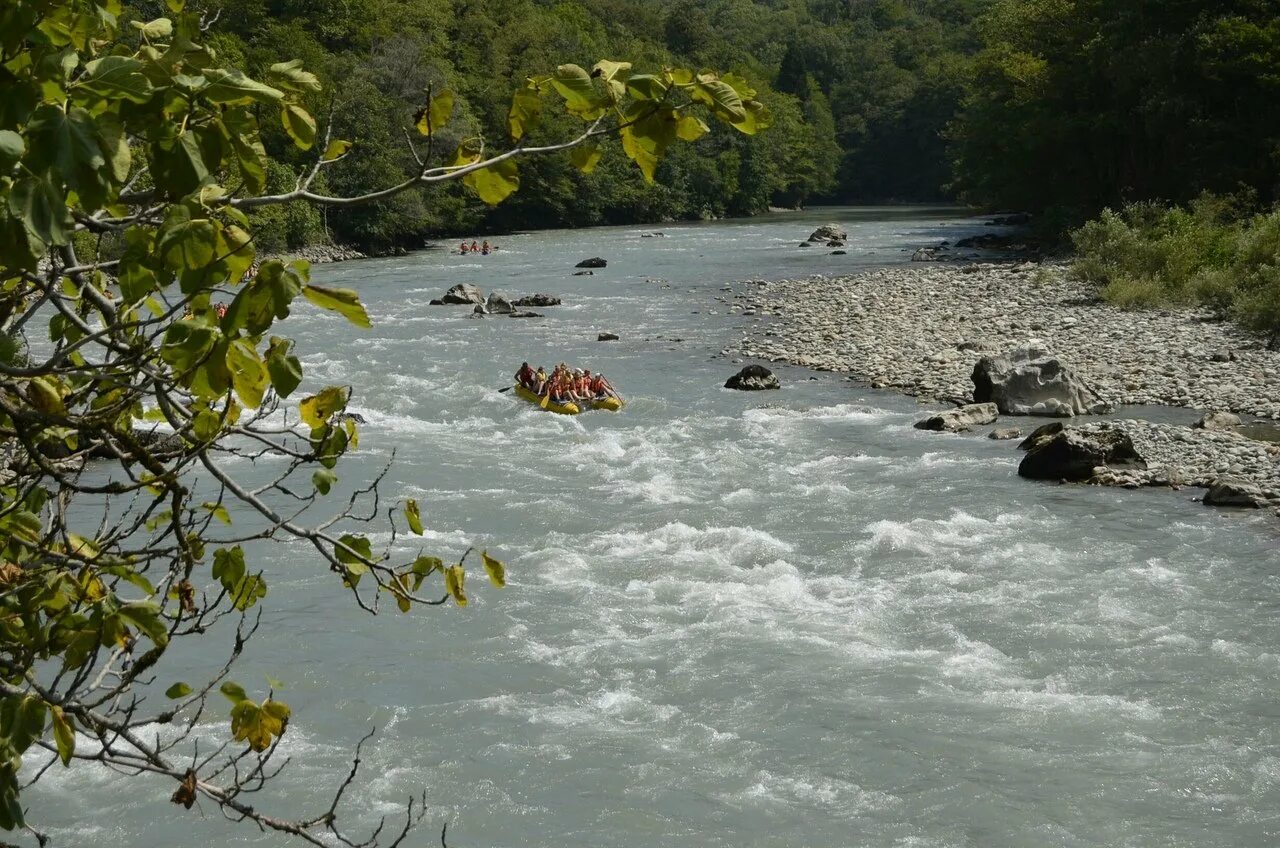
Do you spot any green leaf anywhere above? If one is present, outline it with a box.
[156,216,217,272]
[508,86,543,141]
[404,499,423,535]
[223,109,267,194]
[117,601,169,647]
[302,284,371,328]
[481,550,506,588]
[203,68,284,105]
[201,501,232,525]
[569,142,602,174]
[50,706,74,767]
[462,158,519,206]
[299,386,347,429]
[267,60,322,94]
[691,78,746,121]
[312,468,336,495]
[336,534,372,582]
[265,336,303,398]
[8,176,69,249]
[0,130,24,168]
[415,90,454,137]
[551,64,604,120]
[165,682,192,699]
[77,56,153,103]
[219,680,247,703]
[625,74,668,101]
[131,17,173,39]
[322,139,352,161]
[281,104,316,150]
[410,556,442,590]
[225,339,269,408]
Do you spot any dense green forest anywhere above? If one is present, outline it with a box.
[172,0,1279,256]
[181,0,986,251]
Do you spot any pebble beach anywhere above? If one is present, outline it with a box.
[727,261,1280,512]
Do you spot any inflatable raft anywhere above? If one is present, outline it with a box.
[511,384,623,414]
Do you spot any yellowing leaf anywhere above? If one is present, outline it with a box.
[569,142,603,174]
[322,139,352,161]
[405,499,423,535]
[675,113,710,142]
[551,64,604,120]
[302,284,371,328]
[508,85,543,141]
[444,564,468,607]
[462,158,519,205]
[481,550,506,588]
[415,90,454,136]
[50,706,74,766]
[299,386,348,429]
[281,104,316,150]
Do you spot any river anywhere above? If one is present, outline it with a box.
[31,208,1280,847]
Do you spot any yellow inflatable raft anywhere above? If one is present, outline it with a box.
[511,384,624,414]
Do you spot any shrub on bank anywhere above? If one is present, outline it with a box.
[1071,195,1280,347]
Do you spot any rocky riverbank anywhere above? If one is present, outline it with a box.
[727,262,1280,514]
[262,243,367,265]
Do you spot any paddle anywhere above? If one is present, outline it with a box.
[498,385,513,393]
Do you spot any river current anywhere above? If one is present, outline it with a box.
[31,208,1280,847]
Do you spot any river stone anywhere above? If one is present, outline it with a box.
[429,298,444,305]
[807,223,847,242]
[989,427,1023,440]
[486,291,515,314]
[1203,478,1263,507]
[576,257,607,268]
[725,364,780,391]
[1018,421,1064,450]
[1018,426,1146,481]
[573,270,594,276]
[914,402,999,433]
[598,332,620,341]
[1193,411,1241,431]
[972,342,1109,416]
[441,283,484,304]
[513,293,561,307]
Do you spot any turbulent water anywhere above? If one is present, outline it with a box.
[32,209,1280,847]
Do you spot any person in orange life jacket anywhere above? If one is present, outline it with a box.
[515,362,535,388]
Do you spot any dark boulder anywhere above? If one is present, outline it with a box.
[597,332,619,341]
[1018,421,1064,450]
[575,257,607,268]
[725,364,780,391]
[1018,426,1146,481]
[429,298,444,306]
[573,270,594,276]
[513,293,561,307]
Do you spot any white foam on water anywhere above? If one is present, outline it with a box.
[860,510,1027,555]
[726,769,901,814]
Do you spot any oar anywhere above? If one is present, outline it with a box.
[498,385,513,393]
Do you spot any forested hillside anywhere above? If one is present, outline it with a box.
[186,0,987,251]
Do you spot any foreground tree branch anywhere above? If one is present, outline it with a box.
[0,1,770,844]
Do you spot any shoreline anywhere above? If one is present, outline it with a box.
[728,261,1280,515]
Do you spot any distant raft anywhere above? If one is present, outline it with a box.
[511,384,623,414]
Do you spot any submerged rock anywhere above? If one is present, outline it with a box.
[576,257,607,268]
[914,402,999,433]
[725,364,780,391]
[573,270,594,276]
[597,332,619,341]
[441,283,484,304]
[989,427,1023,440]
[972,342,1110,416]
[1018,426,1146,481]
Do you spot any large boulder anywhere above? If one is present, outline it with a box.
[1193,411,1241,431]
[807,223,847,242]
[914,402,999,433]
[513,293,561,307]
[1203,478,1263,508]
[972,342,1109,416]
[1017,421,1064,450]
[485,291,515,314]
[441,283,484,304]
[576,257,607,268]
[1018,426,1146,481]
[725,364,780,391]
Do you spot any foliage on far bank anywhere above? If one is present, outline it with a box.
[1072,195,1280,347]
